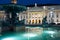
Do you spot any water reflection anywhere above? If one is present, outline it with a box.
[1,26,60,40]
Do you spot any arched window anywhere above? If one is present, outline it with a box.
[36,19,37,24]
[57,19,58,22]
[32,20,34,24]
[39,20,40,23]
[29,20,31,24]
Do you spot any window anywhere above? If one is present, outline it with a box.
[39,20,40,23]
[32,13,33,15]
[36,19,37,24]
[29,16,31,18]
[49,20,50,22]
[35,17,37,18]
[29,20,31,24]
[32,20,34,24]
[32,17,34,18]
[57,19,58,22]
[51,13,54,18]
[56,13,58,18]
[39,17,40,18]
[52,14,54,18]
[49,11,54,18]
[51,19,54,23]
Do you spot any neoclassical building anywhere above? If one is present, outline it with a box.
[46,6,60,24]
[19,3,47,25]
[18,4,60,25]
[25,7,45,25]
[0,5,60,25]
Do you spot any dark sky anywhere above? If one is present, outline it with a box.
[0,0,60,5]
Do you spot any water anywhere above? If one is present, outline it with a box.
[0,26,60,40]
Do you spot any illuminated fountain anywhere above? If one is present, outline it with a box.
[1,0,26,31]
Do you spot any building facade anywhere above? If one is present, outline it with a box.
[19,5,60,25]
[25,7,46,25]
[0,5,60,25]
[19,11,26,21]
[46,6,60,24]
[19,4,47,25]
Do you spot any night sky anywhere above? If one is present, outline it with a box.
[0,0,60,5]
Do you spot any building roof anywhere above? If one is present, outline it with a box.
[28,6,43,11]
[47,6,60,10]
[26,4,60,7]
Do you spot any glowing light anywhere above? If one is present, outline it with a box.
[50,11,53,13]
[51,34,54,38]
[45,31,55,34]
[2,37,15,40]
[23,33,37,37]
[43,6,46,9]
[35,3,37,7]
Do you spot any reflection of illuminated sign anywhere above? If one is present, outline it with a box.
[25,27,43,35]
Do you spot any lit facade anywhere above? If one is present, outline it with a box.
[19,6,60,25]
[19,11,26,21]
[1,6,60,25]
[25,7,46,25]
[19,4,46,25]
[46,6,60,24]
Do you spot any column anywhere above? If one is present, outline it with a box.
[41,19,42,24]
[26,19,28,24]
[37,19,39,24]
[34,19,36,24]
[36,19,37,24]
[28,19,30,24]
[27,20,29,24]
